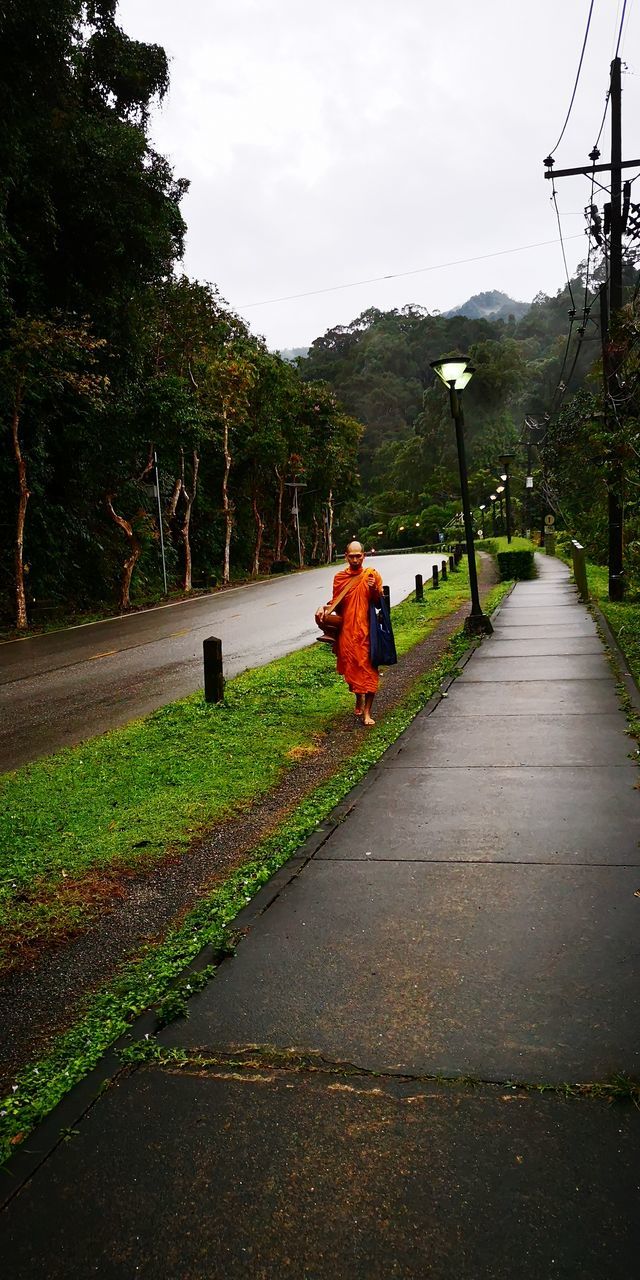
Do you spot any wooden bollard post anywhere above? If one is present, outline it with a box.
[415,573,423,602]
[432,565,439,590]
[441,560,448,582]
[449,554,455,572]
[383,584,391,610]
[203,636,224,703]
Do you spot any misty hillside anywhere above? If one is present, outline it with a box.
[279,346,309,361]
[444,290,530,321]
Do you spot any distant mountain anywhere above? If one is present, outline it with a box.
[443,290,530,321]
[278,346,309,362]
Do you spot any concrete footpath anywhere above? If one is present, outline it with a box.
[2,555,640,1277]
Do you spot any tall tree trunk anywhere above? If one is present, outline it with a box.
[180,449,199,592]
[326,488,334,563]
[167,471,182,524]
[221,408,233,585]
[106,496,141,610]
[274,466,285,560]
[310,513,320,562]
[10,382,29,629]
[252,491,264,576]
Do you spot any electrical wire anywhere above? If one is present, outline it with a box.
[614,0,629,57]
[551,180,577,311]
[239,236,584,308]
[547,0,595,158]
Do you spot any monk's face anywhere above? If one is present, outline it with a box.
[346,543,365,570]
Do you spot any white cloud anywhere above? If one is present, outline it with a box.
[118,0,640,347]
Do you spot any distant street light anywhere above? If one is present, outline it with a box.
[430,356,492,635]
[490,493,498,536]
[496,483,505,534]
[499,454,514,544]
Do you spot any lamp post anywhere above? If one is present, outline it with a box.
[496,484,505,534]
[478,503,486,538]
[490,493,497,536]
[430,356,492,634]
[499,454,514,543]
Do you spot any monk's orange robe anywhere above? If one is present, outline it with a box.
[333,566,383,694]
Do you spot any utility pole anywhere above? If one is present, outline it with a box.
[285,481,306,568]
[544,56,639,601]
[524,434,534,540]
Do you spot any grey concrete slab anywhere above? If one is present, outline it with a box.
[509,583,576,591]
[317,765,640,862]
[477,637,603,656]
[388,713,632,767]
[487,623,599,641]
[458,654,611,682]
[441,679,620,715]
[160,861,640,1082]
[497,595,579,607]
[494,610,598,630]
[4,1071,639,1280]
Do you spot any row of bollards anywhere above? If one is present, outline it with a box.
[415,547,462,599]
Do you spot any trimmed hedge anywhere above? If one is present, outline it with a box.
[497,550,536,580]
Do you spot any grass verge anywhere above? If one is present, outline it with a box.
[582,561,640,688]
[0,566,478,964]
[0,579,509,1160]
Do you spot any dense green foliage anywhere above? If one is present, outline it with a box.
[496,549,536,580]
[0,2,361,628]
[297,263,639,579]
[2,4,638,627]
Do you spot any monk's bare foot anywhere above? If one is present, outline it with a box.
[363,715,376,727]
[354,695,364,717]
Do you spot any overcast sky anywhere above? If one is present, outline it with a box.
[118,0,639,351]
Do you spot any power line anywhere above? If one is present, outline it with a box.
[551,180,577,310]
[614,0,629,58]
[547,0,595,158]
[239,235,584,308]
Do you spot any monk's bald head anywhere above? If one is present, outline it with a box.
[346,541,365,569]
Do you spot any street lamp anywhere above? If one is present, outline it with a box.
[496,483,505,534]
[430,355,492,634]
[499,454,514,544]
[479,503,486,537]
[490,493,498,536]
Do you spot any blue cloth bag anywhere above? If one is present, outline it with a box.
[369,595,397,668]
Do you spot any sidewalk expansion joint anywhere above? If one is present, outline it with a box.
[119,1042,640,1107]
[316,857,640,866]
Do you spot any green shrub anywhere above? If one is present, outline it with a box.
[476,539,499,556]
[496,549,536,580]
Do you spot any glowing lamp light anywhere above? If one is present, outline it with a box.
[430,356,474,391]
[500,473,507,482]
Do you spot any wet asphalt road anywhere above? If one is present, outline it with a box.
[0,553,447,772]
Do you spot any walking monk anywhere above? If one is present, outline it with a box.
[320,541,383,726]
